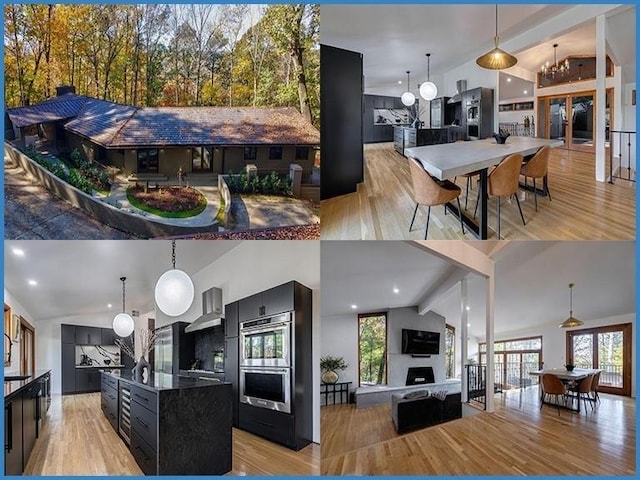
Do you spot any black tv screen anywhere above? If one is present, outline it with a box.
[402,329,440,355]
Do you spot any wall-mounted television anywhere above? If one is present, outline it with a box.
[401,329,440,356]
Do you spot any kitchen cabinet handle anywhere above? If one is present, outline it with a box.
[133,393,149,402]
[5,402,12,452]
[135,416,149,429]
[134,445,149,462]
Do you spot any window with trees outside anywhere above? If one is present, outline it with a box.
[445,324,455,379]
[479,336,543,390]
[358,313,387,386]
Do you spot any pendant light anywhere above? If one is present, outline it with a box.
[419,53,438,101]
[476,4,518,70]
[113,277,135,337]
[401,71,416,106]
[154,240,194,317]
[559,283,584,328]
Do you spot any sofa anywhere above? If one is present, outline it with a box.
[391,391,462,434]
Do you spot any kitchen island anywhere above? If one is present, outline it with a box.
[101,370,232,475]
[4,370,52,475]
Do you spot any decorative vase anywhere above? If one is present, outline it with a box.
[565,364,575,372]
[321,370,339,384]
[133,355,151,383]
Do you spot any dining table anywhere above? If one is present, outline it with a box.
[529,368,601,412]
[404,136,564,239]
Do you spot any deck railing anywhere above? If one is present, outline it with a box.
[498,122,535,137]
[574,363,623,388]
[608,130,636,183]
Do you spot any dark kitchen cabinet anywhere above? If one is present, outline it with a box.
[61,324,76,344]
[75,326,101,345]
[4,394,23,475]
[224,301,239,338]
[61,343,76,394]
[321,45,363,199]
[238,282,295,321]
[75,369,101,393]
[101,328,116,346]
[224,337,239,427]
[101,377,119,432]
[239,403,296,449]
[22,384,39,467]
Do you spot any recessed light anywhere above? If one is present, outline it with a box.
[467,323,471,327]
[28,280,37,286]
[506,77,511,82]
[466,306,470,311]
[524,90,528,95]
[12,248,25,256]
[107,304,112,309]
[351,304,358,310]
[398,80,402,85]
[393,287,400,294]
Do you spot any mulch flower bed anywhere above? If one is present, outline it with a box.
[128,186,205,213]
[189,224,320,240]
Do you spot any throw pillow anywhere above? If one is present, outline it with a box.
[404,390,429,400]
[431,390,448,401]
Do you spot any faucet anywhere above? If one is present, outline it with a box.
[4,332,13,364]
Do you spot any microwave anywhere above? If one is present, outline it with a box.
[239,367,291,413]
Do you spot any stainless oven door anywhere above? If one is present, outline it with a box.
[239,367,291,413]
[240,315,291,367]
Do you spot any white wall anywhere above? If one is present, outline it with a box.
[155,241,321,443]
[479,313,636,397]
[320,314,359,388]
[4,287,37,375]
[387,308,446,386]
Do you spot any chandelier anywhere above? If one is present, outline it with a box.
[541,44,570,79]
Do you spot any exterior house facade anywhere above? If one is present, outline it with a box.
[6,86,320,179]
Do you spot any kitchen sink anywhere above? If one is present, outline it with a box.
[4,375,31,381]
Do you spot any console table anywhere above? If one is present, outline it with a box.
[321,382,352,405]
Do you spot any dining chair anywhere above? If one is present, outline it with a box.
[590,371,601,404]
[540,374,566,416]
[570,375,594,413]
[408,156,465,239]
[474,153,526,239]
[520,145,552,211]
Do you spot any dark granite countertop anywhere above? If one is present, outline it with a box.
[4,370,51,399]
[102,369,229,393]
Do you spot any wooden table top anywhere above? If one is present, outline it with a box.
[529,368,602,381]
[404,137,564,180]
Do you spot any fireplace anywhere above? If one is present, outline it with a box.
[405,367,435,386]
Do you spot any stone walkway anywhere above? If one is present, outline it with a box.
[4,156,134,239]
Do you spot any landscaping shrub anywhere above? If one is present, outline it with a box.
[226,170,292,196]
[126,185,207,218]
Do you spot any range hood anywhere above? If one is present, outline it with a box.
[448,80,467,104]
[184,287,223,333]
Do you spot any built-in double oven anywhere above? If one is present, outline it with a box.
[466,98,480,139]
[239,312,293,413]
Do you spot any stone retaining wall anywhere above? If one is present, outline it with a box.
[5,142,219,238]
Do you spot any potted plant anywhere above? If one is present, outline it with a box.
[320,356,348,384]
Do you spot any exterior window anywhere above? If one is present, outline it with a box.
[479,335,543,391]
[295,147,309,160]
[192,147,213,172]
[358,313,387,386]
[244,147,257,161]
[445,324,455,379]
[269,146,283,160]
[137,148,159,173]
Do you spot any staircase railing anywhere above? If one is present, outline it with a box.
[608,130,636,183]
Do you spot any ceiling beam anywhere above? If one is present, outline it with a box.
[417,265,468,315]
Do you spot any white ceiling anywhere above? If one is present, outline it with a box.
[321,241,635,339]
[4,240,241,321]
[321,4,635,95]
[499,73,534,101]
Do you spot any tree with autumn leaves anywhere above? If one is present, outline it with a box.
[4,4,319,126]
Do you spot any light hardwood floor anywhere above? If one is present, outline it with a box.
[24,393,319,475]
[320,143,636,240]
[321,388,636,475]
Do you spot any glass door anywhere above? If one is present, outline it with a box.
[548,97,568,148]
[566,323,631,396]
[569,94,595,152]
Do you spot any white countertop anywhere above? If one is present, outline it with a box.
[75,364,125,369]
[404,137,564,180]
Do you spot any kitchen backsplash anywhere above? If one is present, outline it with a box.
[75,345,121,366]
[194,326,225,371]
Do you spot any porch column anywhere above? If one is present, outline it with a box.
[595,14,607,182]
[485,274,495,412]
[460,278,469,403]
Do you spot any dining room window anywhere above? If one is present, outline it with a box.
[480,336,543,390]
[566,323,631,396]
[358,313,387,386]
